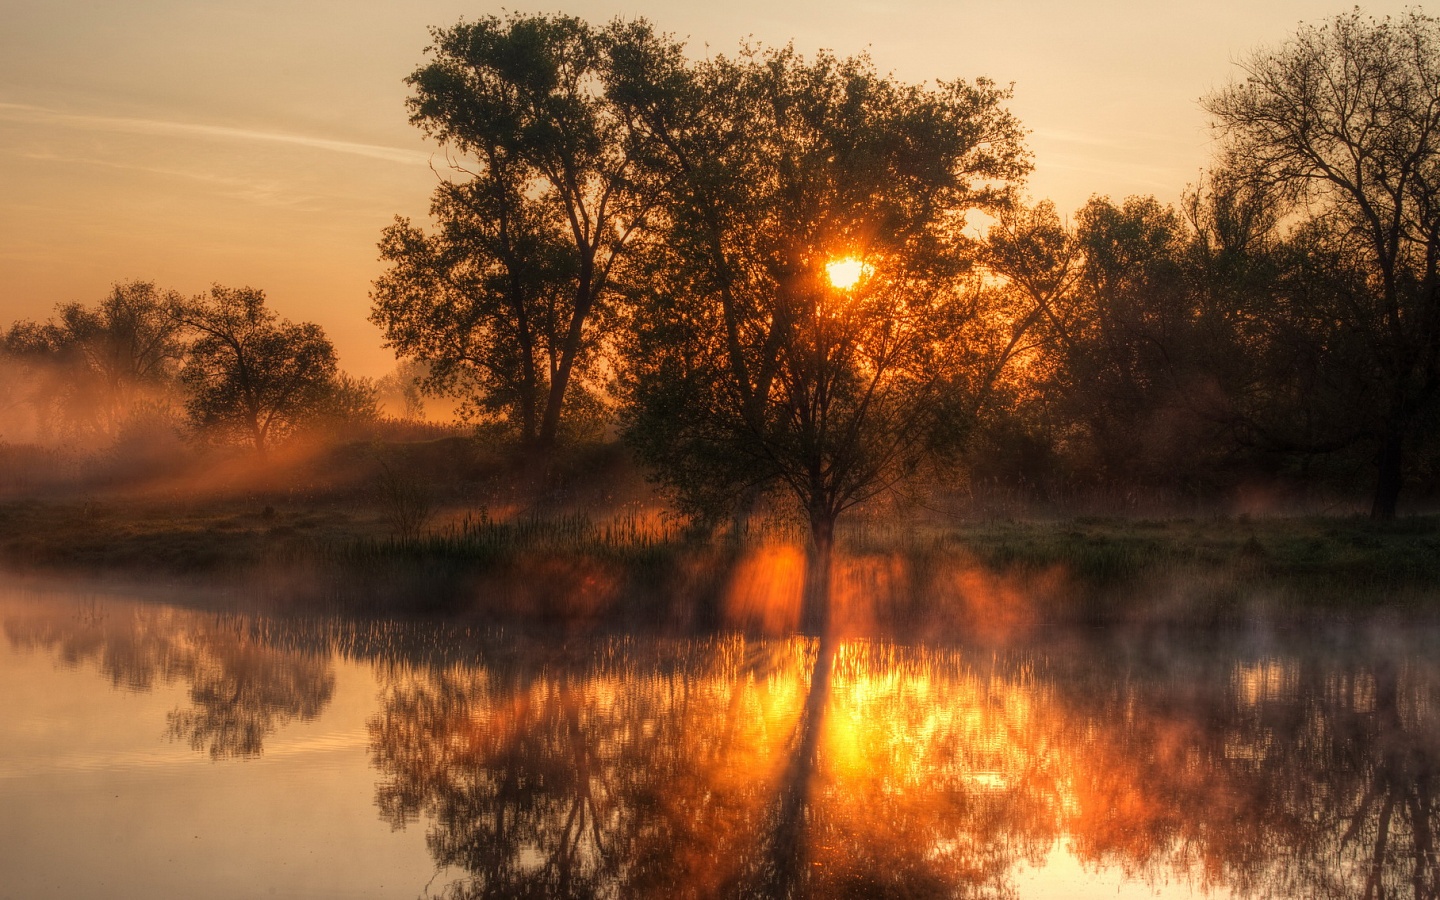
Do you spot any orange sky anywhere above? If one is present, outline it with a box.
[0,1,1419,376]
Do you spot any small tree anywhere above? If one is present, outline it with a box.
[176,286,339,453]
[56,281,186,413]
[1,281,185,444]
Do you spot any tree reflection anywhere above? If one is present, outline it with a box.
[4,599,333,758]
[8,594,1440,897]
[367,628,1440,899]
[165,637,333,759]
[1339,660,1440,899]
[368,637,1073,898]
[370,637,809,899]
[1051,634,1440,900]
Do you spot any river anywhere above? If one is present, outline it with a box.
[2,577,1435,898]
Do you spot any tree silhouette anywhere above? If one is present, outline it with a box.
[1205,10,1440,518]
[1,280,184,444]
[372,15,678,457]
[176,285,342,452]
[615,45,1029,629]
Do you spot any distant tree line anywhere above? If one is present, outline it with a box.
[0,281,387,456]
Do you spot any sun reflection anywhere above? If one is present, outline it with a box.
[352,623,1440,899]
[826,257,872,290]
[723,544,806,634]
[12,592,1440,899]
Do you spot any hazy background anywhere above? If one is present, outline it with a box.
[0,0,1418,376]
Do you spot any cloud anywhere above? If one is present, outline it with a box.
[0,101,430,166]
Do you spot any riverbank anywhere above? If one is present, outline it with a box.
[3,497,1438,633]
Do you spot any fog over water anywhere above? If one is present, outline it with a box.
[3,580,1437,898]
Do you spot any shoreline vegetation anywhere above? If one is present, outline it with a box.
[5,12,1440,640]
[3,440,1438,634]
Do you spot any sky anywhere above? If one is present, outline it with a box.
[0,1,1422,376]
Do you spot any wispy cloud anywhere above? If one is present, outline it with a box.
[0,101,430,166]
[13,148,325,209]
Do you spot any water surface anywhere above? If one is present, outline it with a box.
[2,579,1437,898]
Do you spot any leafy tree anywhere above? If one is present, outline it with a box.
[53,281,186,409]
[2,317,83,444]
[965,200,1083,496]
[0,281,185,443]
[371,14,675,456]
[990,194,1277,503]
[374,359,429,421]
[176,286,341,452]
[616,46,1028,628]
[317,372,381,435]
[1061,197,1220,487]
[1205,10,1440,518]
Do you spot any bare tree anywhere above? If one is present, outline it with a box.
[1205,10,1440,518]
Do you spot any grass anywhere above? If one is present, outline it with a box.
[335,509,684,565]
[949,515,1440,594]
[2,496,1439,628]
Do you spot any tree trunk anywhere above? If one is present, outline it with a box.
[517,385,538,453]
[250,416,268,461]
[1371,425,1404,521]
[802,511,834,636]
[538,262,597,453]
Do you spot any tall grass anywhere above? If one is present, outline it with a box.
[329,510,688,568]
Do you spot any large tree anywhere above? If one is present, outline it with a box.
[1205,10,1440,518]
[616,46,1028,629]
[372,14,675,455]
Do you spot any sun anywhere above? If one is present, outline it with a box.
[826,257,871,290]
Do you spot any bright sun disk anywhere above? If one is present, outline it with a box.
[826,257,870,290]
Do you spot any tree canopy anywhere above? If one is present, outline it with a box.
[371,14,678,455]
[1,281,185,444]
[177,286,344,452]
[1205,10,1440,518]
[612,43,1028,625]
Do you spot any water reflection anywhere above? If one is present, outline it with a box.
[367,630,1440,899]
[5,591,1439,898]
[369,637,808,898]
[4,598,334,758]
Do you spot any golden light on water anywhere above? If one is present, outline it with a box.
[826,257,871,290]
[13,590,1437,899]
